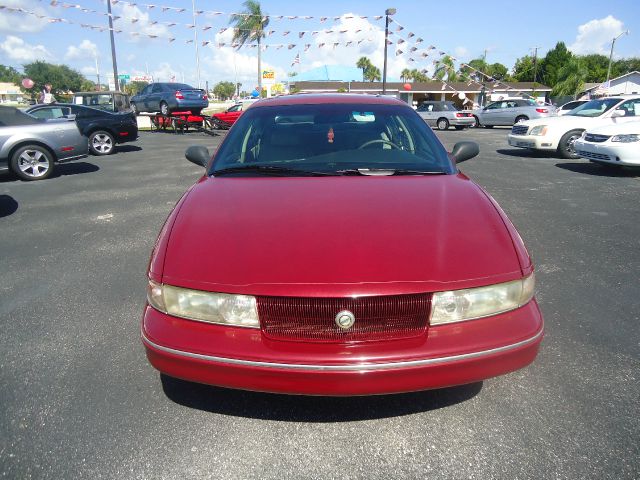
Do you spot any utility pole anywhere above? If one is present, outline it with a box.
[531,46,540,84]
[382,7,396,95]
[192,0,201,88]
[95,54,100,91]
[106,0,119,91]
[607,30,629,84]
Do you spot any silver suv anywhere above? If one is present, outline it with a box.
[416,101,475,130]
[472,99,556,128]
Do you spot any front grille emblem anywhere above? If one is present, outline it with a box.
[335,310,356,330]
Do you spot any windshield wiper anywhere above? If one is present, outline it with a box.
[213,165,334,176]
[336,168,446,176]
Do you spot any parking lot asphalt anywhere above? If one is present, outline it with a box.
[1,126,639,479]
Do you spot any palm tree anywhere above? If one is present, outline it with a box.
[230,1,269,90]
[356,57,371,82]
[401,68,412,82]
[365,66,381,82]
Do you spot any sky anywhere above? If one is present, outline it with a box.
[1,0,639,90]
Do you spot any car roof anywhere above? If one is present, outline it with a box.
[74,91,124,95]
[250,93,407,108]
[27,103,110,113]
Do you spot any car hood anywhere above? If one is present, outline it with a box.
[584,121,640,135]
[160,175,525,297]
[521,114,613,129]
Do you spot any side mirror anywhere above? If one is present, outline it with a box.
[65,114,77,121]
[451,141,479,164]
[611,109,626,118]
[185,145,210,167]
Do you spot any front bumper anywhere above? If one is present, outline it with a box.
[142,300,544,395]
[574,140,640,166]
[508,134,556,150]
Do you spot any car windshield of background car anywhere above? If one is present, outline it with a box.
[210,103,454,176]
[569,98,621,117]
[442,103,458,111]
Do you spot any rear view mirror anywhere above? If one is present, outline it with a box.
[185,145,210,167]
[451,141,479,164]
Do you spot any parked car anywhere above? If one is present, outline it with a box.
[556,100,588,116]
[141,94,543,396]
[27,104,138,156]
[0,106,87,181]
[574,121,640,167]
[130,83,208,116]
[72,91,131,113]
[211,102,248,127]
[507,95,640,158]
[472,99,555,127]
[416,101,475,130]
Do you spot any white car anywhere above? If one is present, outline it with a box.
[573,122,640,167]
[507,95,640,158]
[556,100,588,116]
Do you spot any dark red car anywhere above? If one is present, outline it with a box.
[142,94,543,396]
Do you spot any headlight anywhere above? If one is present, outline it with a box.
[429,274,535,325]
[147,280,259,328]
[611,134,639,143]
[529,125,547,136]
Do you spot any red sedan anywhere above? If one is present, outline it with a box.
[142,94,543,396]
[211,102,246,127]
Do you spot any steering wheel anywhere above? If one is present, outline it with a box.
[357,139,401,150]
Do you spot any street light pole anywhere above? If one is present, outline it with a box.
[382,7,396,95]
[106,0,119,91]
[606,30,629,84]
[192,0,201,88]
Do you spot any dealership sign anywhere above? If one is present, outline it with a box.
[262,69,275,85]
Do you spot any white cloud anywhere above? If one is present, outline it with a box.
[302,14,410,81]
[569,15,625,55]
[454,46,469,60]
[65,40,98,60]
[0,0,49,33]
[0,35,52,62]
[114,3,171,42]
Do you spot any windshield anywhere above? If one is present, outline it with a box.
[0,107,43,126]
[568,98,621,117]
[170,83,196,91]
[210,103,454,176]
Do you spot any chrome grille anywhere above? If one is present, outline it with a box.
[576,150,611,161]
[584,133,610,143]
[257,294,431,343]
[511,125,529,135]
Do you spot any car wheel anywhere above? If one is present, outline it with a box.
[455,126,465,130]
[130,102,138,115]
[437,118,449,130]
[89,131,115,156]
[10,145,54,181]
[515,115,529,123]
[471,115,480,128]
[160,101,170,116]
[557,130,583,159]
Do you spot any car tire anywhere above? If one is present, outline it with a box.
[130,102,138,115]
[160,102,170,116]
[557,129,584,159]
[455,126,465,130]
[471,115,480,128]
[515,115,529,123]
[437,118,449,130]
[10,145,54,181]
[89,130,115,156]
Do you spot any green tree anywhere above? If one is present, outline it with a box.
[0,65,22,85]
[541,42,572,87]
[365,65,381,82]
[552,57,588,96]
[576,54,609,83]
[123,81,149,96]
[230,1,269,90]
[357,57,372,82]
[488,62,508,81]
[213,81,236,100]
[434,56,457,82]
[23,61,86,95]
[511,55,535,82]
[400,68,412,82]
[611,57,640,78]
[409,69,428,82]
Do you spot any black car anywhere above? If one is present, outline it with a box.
[26,104,138,156]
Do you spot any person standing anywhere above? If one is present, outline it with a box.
[38,83,56,104]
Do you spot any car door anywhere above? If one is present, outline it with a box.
[147,83,165,112]
[417,103,436,126]
[479,102,502,125]
[218,104,243,124]
[610,98,640,125]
